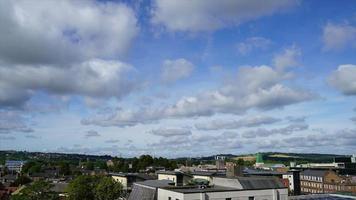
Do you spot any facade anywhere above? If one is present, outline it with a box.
[5,160,26,173]
[158,176,288,200]
[300,169,356,194]
[282,170,301,195]
[157,171,192,186]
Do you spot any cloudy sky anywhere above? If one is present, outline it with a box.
[0,0,356,157]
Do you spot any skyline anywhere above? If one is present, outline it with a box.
[0,0,356,158]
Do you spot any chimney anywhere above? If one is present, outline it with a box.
[226,162,243,177]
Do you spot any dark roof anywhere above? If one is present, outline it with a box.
[289,194,356,200]
[0,175,17,181]
[135,180,175,188]
[191,171,226,176]
[156,171,192,177]
[301,169,327,177]
[237,177,285,190]
[109,173,155,180]
[244,168,285,176]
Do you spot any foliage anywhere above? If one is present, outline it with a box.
[11,180,59,200]
[95,176,123,200]
[66,175,123,200]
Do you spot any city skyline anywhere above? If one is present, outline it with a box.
[0,0,355,157]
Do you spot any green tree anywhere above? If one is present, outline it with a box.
[66,175,98,200]
[11,180,59,200]
[95,176,123,200]
[59,161,71,175]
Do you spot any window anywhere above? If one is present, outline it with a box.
[249,196,255,200]
[168,197,171,200]
[226,198,232,200]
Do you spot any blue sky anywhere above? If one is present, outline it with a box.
[0,0,356,157]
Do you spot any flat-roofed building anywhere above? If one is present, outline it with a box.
[157,171,192,186]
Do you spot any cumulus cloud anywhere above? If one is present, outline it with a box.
[0,110,33,134]
[0,59,136,107]
[195,116,280,131]
[351,117,356,124]
[328,64,356,95]
[286,116,306,123]
[237,37,272,55]
[273,46,301,71]
[241,123,308,138]
[85,130,100,138]
[161,58,195,83]
[151,0,298,32]
[0,0,138,65]
[149,128,192,137]
[322,23,356,51]
[83,62,315,127]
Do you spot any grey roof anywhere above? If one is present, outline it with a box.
[244,168,285,176]
[191,171,227,177]
[157,170,193,177]
[237,176,286,190]
[162,185,241,194]
[51,183,68,193]
[301,169,327,177]
[109,173,155,180]
[289,194,356,200]
[135,180,175,188]
[128,184,156,200]
[212,176,286,190]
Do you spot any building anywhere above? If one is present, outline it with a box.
[129,176,288,200]
[255,153,265,168]
[5,160,26,173]
[157,171,193,186]
[128,180,175,200]
[215,156,226,170]
[226,162,243,177]
[282,170,301,195]
[110,173,156,191]
[300,169,356,194]
[190,171,225,185]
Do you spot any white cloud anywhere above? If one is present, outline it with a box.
[0,110,33,134]
[161,58,195,83]
[83,64,315,127]
[151,0,298,32]
[237,37,272,55]
[322,23,356,51]
[149,128,192,137]
[328,64,356,95]
[241,123,308,138]
[0,0,138,64]
[273,46,301,71]
[195,116,280,130]
[0,59,136,107]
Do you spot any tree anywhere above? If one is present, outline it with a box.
[11,180,59,200]
[66,175,98,200]
[95,176,123,200]
[59,161,71,175]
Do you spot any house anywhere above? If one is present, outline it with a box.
[110,173,156,191]
[129,176,288,200]
[157,171,192,186]
[5,161,26,173]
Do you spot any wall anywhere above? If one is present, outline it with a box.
[158,174,178,186]
[112,176,128,190]
[157,188,289,200]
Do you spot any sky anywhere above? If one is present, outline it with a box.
[0,0,356,158]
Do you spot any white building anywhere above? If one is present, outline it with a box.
[157,171,192,186]
[130,176,288,200]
